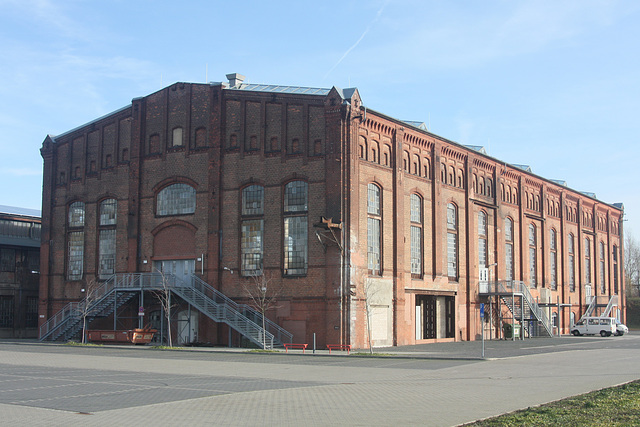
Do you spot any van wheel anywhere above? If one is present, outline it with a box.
[600,330,608,337]
[572,330,581,336]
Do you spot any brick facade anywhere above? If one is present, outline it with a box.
[39,76,625,348]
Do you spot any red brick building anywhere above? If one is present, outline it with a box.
[39,73,625,348]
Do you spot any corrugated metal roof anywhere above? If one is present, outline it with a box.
[0,205,41,218]
[229,84,331,96]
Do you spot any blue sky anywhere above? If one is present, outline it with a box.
[1,0,639,239]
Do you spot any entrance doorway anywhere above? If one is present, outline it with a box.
[415,295,455,339]
[177,310,199,345]
[153,259,195,286]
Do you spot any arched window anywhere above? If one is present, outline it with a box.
[478,211,487,268]
[68,202,85,227]
[284,181,308,276]
[67,201,85,280]
[99,199,117,279]
[599,241,606,294]
[241,185,264,276]
[529,224,537,287]
[568,233,575,292]
[367,184,382,275]
[550,229,557,290]
[410,194,422,277]
[505,217,514,281]
[447,203,458,280]
[423,158,430,178]
[584,237,591,286]
[157,183,196,216]
[613,245,619,294]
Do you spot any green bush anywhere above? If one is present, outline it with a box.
[626,297,640,329]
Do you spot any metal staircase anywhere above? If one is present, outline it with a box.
[40,273,293,349]
[479,280,553,338]
[187,275,293,347]
[39,274,139,342]
[602,295,618,317]
[578,294,619,320]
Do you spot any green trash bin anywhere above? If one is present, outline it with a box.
[513,324,521,338]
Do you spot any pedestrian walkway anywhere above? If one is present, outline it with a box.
[0,335,638,426]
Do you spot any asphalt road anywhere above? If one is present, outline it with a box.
[1,334,639,426]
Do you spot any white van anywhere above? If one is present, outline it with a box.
[571,317,617,337]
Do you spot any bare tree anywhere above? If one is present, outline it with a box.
[79,278,100,344]
[243,272,282,350]
[625,231,640,297]
[152,269,175,347]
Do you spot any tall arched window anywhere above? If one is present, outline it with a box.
[67,201,85,280]
[568,233,575,292]
[584,237,591,286]
[157,183,196,216]
[478,211,487,269]
[599,241,606,294]
[447,203,458,280]
[284,181,308,276]
[550,229,557,290]
[529,224,537,288]
[98,199,117,279]
[367,184,382,275]
[241,185,264,276]
[613,245,619,294]
[505,217,514,281]
[410,194,422,277]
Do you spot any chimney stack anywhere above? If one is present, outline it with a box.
[226,73,246,88]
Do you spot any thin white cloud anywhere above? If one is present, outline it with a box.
[348,1,633,73]
[3,168,42,177]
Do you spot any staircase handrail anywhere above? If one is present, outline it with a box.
[173,280,275,348]
[238,304,293,344]
[39,273,170,341]
[517,282,553,335]
[580,295,598,320]
[190,275,292,345]
[39,302,80,339]
[484,280,553,337]
[603,295,618,317]
[479,280,527,295]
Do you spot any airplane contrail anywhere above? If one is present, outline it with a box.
[324,2,389,81]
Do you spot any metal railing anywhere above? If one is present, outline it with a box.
[40,273,291,349]
[189,275,292,345]
[480,280,553,337]
[603,295,618,317]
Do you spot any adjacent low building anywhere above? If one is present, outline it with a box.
[38,74,625,348]
[0,205,40,338]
